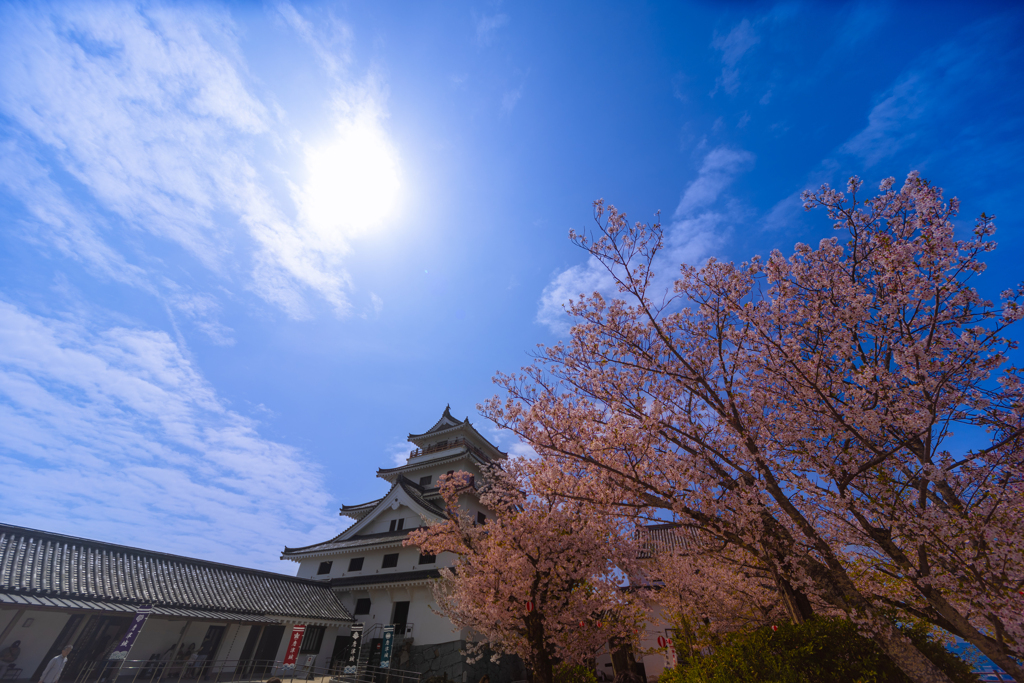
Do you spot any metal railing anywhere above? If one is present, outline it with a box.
[69,658,420,683]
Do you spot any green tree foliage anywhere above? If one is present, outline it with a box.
[553,662,598,683]
[658,617,978,683]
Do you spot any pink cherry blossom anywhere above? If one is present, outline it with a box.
[483,174,1024,683]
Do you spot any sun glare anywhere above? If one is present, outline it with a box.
[302,115,401,239]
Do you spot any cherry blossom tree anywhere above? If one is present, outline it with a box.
[483,173,1024,683]
[405,460,645,683]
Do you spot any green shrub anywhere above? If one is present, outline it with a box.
[554,662,598,683]
[657,617,977,683]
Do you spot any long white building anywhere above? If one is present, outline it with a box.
[281,407,527,682]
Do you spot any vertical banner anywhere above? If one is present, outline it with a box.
[379,625,395,669]
[283,625,306,668]
[109,606,152,660]
[343,624,363,674]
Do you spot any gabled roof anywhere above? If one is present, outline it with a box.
[375,447,492,483]
[284,476,449,560]
[0,523,352,623]
[408,404,466,439]
[340,497,383,522]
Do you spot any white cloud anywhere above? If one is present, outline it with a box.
[502,85,524,113]
[0,138,150,290]
[536,256,617,335]
[0,300,337,570]
[711,19,760,95]
[0,3,399,320]
[675,147,755,217]
[476,13,509,45]
[840,73,927,166]
[275,2,352,77]
[386,438,413,467]
[538,146,754,335]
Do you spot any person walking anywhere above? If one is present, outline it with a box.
[38,645,72,683]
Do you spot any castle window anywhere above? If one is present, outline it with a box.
[348,557,364,572]
[419,552,436,564]
[354,598,371,615]
[300,625,326,653]
[419,475,432,486]
[382,553,399,568]
[477,512,487,525]
[316,561,333,575]
[389,518,405,532]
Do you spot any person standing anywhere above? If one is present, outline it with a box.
[38,645,72,683]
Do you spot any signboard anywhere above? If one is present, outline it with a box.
[658,634,678,668]
[379,625,395,669]
[109,606,152,661]
[343,624,363,674]
[282,625,306,668]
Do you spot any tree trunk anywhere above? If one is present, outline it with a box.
[871,625,955,683]
[526,613,554,683]
[776,577,814,624]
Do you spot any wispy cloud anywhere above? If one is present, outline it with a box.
[476,13,509,46]
[0,2,399,321]
[711,19,760,96]
[537,146,754,334]
[0,300,337,570]
[502,85,524,113]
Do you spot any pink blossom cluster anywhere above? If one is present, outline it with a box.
[483,173,1024,683]
[405,459,646,683]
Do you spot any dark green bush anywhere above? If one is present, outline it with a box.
[657,617,977,683]
[554,662,598,683]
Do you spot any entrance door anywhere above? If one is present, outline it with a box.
[328,636,351,674]
[390,602,410,636]
[251,625,284,676]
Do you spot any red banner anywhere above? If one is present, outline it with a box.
[283,625,306,666]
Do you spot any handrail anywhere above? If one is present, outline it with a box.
[69,656,420,683]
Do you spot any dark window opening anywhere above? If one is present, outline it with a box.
[354,598,371,615]
[317,561,333,575]
[299,625,326,654]
[419,552,436,564]
[419,475,432,486]
[391,601,410,633]
[476,512,487,525]
[382,553,399,568]
[389,518,405,532]
[446,470,454,476]
[348,557,364,572]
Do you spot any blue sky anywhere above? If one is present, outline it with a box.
[1,1,1021,572]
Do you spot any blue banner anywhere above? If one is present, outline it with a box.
[109,606,152,661]
[379,625,395,669]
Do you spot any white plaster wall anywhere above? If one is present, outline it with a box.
[218,625,250,662]
[405,585,459,646]
[309,625,340,670]
[128,618,190,661]
[1,610,70,677]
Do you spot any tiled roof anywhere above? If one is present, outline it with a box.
[637,523,708,558]
[328,568,441,589]
[396,477,447,518]
[282,529,415,556]
[0,524,352,623]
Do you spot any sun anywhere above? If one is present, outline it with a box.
[302,114,401,239]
